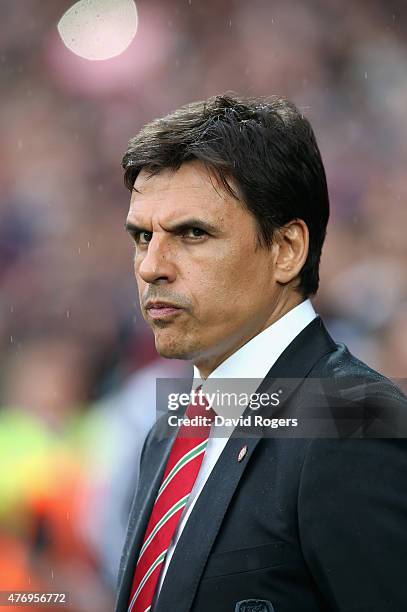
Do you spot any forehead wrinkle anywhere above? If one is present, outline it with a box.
[132,162,229,203]
[132,184,220,210]
[129,187,226,231]
[128,211,223,236]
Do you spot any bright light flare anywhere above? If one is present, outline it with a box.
[57,0,138,61]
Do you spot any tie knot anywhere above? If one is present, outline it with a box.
[185,386,215,424]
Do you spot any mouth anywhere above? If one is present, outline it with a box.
[145,301,184,320]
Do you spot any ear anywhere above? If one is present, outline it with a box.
[273,219,309,287]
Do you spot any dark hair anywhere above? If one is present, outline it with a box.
[122,94,329,296]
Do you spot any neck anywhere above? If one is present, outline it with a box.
[195,292,305,379]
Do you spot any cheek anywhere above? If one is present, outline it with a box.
[191,255,247,317]
[134,254,141,276]
[202,245,271,311]
[135,274,146,298]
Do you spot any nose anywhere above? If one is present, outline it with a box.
[136,234,177,285]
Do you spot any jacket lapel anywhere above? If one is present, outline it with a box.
[154,317,336,612]
[115,424,178,612]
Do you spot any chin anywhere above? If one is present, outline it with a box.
[154,332,196,361]
[155,339,187,360]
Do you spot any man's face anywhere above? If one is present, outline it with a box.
[126,161,282,374]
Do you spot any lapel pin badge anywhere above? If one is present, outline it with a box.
[237,445,248,463]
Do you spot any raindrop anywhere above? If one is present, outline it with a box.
[10,336,13,344]
[364,71,368,79]
[66,309,71,319]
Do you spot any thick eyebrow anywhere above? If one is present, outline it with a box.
[125,220,146,235]
[125,218,220,236]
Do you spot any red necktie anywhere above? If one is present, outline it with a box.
[127,388,213,612]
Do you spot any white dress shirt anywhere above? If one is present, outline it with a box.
[156,299,317,596]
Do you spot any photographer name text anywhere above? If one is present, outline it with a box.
[167,414,298,428]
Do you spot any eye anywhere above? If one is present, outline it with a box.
[134,230,152,245]
[183,227,207,239]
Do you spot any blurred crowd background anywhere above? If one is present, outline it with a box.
[1,0,407,609]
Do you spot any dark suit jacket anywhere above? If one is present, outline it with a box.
[115,317,407,612]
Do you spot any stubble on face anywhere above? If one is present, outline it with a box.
[126,161,283,376]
